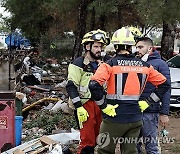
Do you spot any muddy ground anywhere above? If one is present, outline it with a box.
[160,116,180,154]
[23,110,180,154]
[113,115,180,154]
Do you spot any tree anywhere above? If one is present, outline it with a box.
[2,0,55,45]
[161,23,176,59]
[0,19,11,32]
[72,0,94,59]
[2,0,180,59]
[160,0,179,59]
[136,0,180,59]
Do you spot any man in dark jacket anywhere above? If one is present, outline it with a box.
[136,37,171,154]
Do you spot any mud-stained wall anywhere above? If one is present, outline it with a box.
[0,61,15,90]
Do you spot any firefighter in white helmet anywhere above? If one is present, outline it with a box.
[89,27,170,154]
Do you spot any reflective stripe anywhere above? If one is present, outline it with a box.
[106,94,140,100]
[141,74,147,92]
[96,96,105,105]
[79,86,88,93]
[72,96,81,103]
[116,74,123,95]
[150,92,160,102]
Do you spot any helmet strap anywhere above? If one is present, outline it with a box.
[115,45,132,54]
[83,42,93,52]
[125,45,132,54]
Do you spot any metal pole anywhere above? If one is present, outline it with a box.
[8,33,12,90]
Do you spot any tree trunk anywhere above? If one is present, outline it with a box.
[117,5,123,29]
[161,22,176,60]
[72,0,93,60]
[90,6,95,31]
[97,14,106,30]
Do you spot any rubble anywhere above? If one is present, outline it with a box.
[3,135,79,154]
[4,56,81,153]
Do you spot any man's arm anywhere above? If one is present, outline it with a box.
[147,65,171,105]
[89,63,112,108]
[66,63,89,127]
[66,64,82,108]
[89,63,119,117]
[158,62,171,115]
[138,65,170,113]
[158,62,171,127]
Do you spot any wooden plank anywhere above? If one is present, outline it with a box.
[13,149,24,154]
[30,145,49,154]
[40,136,57,145]
[21,140,40,151]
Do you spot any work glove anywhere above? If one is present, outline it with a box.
[77,106,89,129]
[102,104,119,117]
[138,100,150,112]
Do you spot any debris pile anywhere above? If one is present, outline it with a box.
[9,55,81,153]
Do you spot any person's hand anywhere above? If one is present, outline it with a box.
[138,100,150,112]
[77,106,89,123]
[160,115,169,127]
[102,104,119,117]
[96,60,103,65]
[96,59,102,63]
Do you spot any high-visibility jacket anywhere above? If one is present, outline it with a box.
[90,54,170,123]
[66,56,98,108]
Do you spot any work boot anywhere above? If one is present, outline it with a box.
[80,146,94,154]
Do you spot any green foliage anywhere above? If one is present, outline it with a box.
[0,20,11,32]
[148,29,163,46]
[88,0,145,31]
[2,0,56,43]
[89,0,116,15]
[153,36,162,46]
[2,0,180,34]
[135,0,180,26]
[24,110,78,134]
[2,0,180,58]
[0,12,11,32]
[39,32,74,58]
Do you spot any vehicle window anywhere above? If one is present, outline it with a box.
[167,54,180,68]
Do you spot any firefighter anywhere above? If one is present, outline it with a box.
[89,27,171,154]
[66,29,110,154]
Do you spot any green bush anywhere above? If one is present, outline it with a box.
[24,110,78,134]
